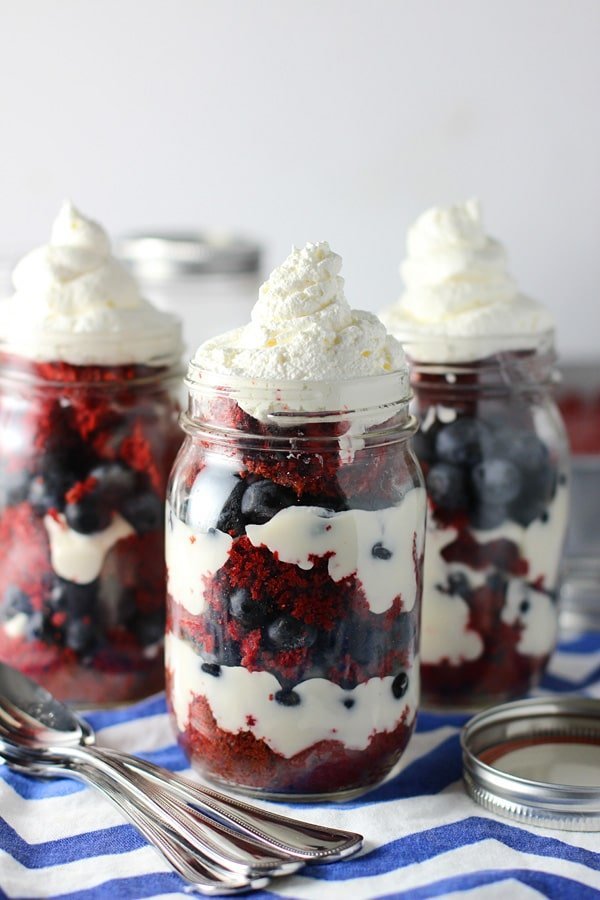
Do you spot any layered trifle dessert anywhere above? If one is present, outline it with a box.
[166,241,426,798]
[0,203,182,703]
[380,201,570,709]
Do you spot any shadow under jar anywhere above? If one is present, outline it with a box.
[406,333,570,711]
[165,365,426,800]
[0,352,182,705]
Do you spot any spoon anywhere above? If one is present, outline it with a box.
[0,662,363,861]
[0,734,267,895]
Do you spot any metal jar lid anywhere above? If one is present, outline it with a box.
[116,231,262,280]
[461,696,600,831]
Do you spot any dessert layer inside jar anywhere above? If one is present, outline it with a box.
[166,409,425,795]
[412,364,569,708]
[0,354,181,704]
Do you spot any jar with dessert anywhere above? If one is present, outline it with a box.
[0,203,183,704]
[166,242,426,799]
[555,361,600,632]
[380,201,570,711]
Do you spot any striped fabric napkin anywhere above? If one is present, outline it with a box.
[1,630,599,900]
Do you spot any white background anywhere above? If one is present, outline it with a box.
[0,0,598,359]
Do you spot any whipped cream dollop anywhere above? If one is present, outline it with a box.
[0,202,182,365]
[196,241,405,381]
[192,242,407,421]
[379,200,554,362]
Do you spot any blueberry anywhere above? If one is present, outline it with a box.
[2,586,32,619]
[392,672,409,699]
[447,572,470,597]
[121,491,163,533]
[29,470,74,515]
[59,578,99,618]
[435,418,493,467]
[510,465,557,526]
[216,480,247,536]
[1,467,31,507]
[201,663,222,677]
[26,611,46,640]
[519,599,530,614]
[349,625,388,667]
[426,463,468,510]
[486,572,507,594]
[117,588,138,625]
[411,429,436,464]
[229,587,274,627]
[471,459,522,505]
[90,462,137,507]
[48,581,68,611]
[372,542,393,560]
[503,431,549,472]
[268,615,317,650]
[65,619,97,654]
[274,688,301,706]
[241,480,296,525]
[343,698,355,709]
[134,611,164,646]
[65,495,112,534]
[469,503,507,530]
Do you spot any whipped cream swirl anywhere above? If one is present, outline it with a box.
[196,241,404,381]
[0,202,182,365]
[379,200,554,362]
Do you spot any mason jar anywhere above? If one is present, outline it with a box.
[165,363,426,800]
[0,350,182,705]
[555,361,600,633]
[402,332,570,710]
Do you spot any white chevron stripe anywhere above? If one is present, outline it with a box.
[443,882,544,899]
[0,846,171,898]
[547,648,600,683]
[269,841,600,899]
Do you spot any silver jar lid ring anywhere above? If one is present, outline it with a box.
[116,231,262,279]
[461,696,600,831]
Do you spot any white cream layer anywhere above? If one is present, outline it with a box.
[44,512,135,584]
[166,632,418,758]
[165,506,233,616]
[246,488,426,614]
[166,488,426,617]
[421,485,568,665]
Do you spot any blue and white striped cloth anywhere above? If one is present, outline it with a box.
[2,631,600,900]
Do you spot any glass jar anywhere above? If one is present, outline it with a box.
[116,232,262,354]
[555,360,600,632]
[0,351,182,705]
[165,365,426,800]
[405,332,570,710]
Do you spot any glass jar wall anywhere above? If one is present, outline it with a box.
[0,353,182,704]
[165,365,426,800]
[406,334,570,710]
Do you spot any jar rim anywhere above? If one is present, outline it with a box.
[182,361,416,444]
[185,359,412,400]
[392,327,556,367]
[0,350,185,388]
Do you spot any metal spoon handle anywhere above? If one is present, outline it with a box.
[79,763,270,895]
[133,774,302,876]
[46,743,269,885]
[0,741,262,895]
[103,747,363,861]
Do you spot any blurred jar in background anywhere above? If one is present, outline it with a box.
[556,361,600,632]
[116,231,262,357]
